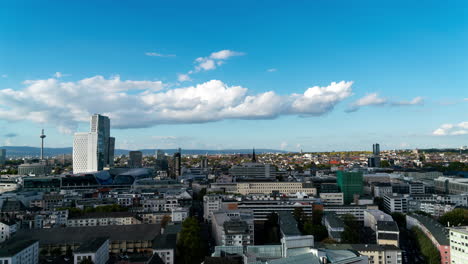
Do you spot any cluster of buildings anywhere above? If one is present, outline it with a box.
[1,118,468,264]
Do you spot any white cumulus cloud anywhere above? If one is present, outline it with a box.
[0,77,353,133]
[433,121,468,136]
[179,50,245,82]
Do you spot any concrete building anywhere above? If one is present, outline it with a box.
[320,244,402,264]
[406,214,450,264]
[73,237,109,264]
[236,182,316,196]
[322,212,345,242]
[17,162,52,176]
[73,114,115,174]
[319,192,344,206]
[363,210,399,246]
[435,177,468,194]
[14,224,161,254]
[0,220,17,242]
[211,210,254,246]
[449,226,468,264]
[66,212,141,227]
[229,162,277,179]
[0,179,18,193]
[324,205,378,221]
[129,151,143,168]
[383,194,410,213]
[0,240,39,264]
[203,195,223,221]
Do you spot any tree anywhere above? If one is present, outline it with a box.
[50,247,62,256]
[177,217,204,264]
[440,208,468,227]
[391,212,406,228]
[80,259,94,264]
[161,214,171,228]
[264,213,280,244]
[293,207,306,229]
[412,227,440,264]
[312,209,323,225]
[341,214,359,243]
[303,219,328,241]
[380,160,390,168]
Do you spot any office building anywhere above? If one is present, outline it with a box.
[383,194,410,213]
[73,114,115,173]
[236,182,316,196]
[0,240,39,264]
[373,143,380,156]
[73,237,109,264]
[129,151,143,168]
[449,226,468,264]
[17,163,52,175]
[368,143,381,168]
[0,149,5,166]
[336,171,363,204]
[229,162,277,179]
[435,177,468,194]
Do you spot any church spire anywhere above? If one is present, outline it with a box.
[252,147,257,162]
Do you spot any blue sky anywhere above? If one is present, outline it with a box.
[0,0,467,151]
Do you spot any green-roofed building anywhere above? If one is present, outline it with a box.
[336,171,363,204]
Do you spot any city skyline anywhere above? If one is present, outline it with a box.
[1,0,467,151]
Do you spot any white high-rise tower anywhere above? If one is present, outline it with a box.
[73,114,115,174]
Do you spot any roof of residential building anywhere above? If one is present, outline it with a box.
[278,211,301,236]
[68,211,137,219]
[408,214,449,245]
[74,237,108,253]
[13,224,161,244]
[377,221,399,232]
[0,239,38,257]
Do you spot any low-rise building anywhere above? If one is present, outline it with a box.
[236,182,316,196]
[0,239,39,264]
[66,212,141,227]
[73,237,109,264]
[322,212,344,242]
[211,210,254,246]
[406,214,450,264]
[319,192,344,206]
[319,243,402,264]
[0,220,17,243]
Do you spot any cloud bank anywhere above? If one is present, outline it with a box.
[347,93,423,112]
[433,121,468,136]
[0,77,353,133]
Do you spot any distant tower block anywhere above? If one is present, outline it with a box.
[40,129,46,160]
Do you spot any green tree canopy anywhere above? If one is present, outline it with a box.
[440,208,468,227]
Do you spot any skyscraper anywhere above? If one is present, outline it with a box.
[369,143,381,168]
[0,149,6,166]
[373,143,380,156]
[73,114,115,174]
[173,148,181,178]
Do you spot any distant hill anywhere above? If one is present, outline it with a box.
[0,146,288,157]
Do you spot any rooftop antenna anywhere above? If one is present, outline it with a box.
[40,129,46,160]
